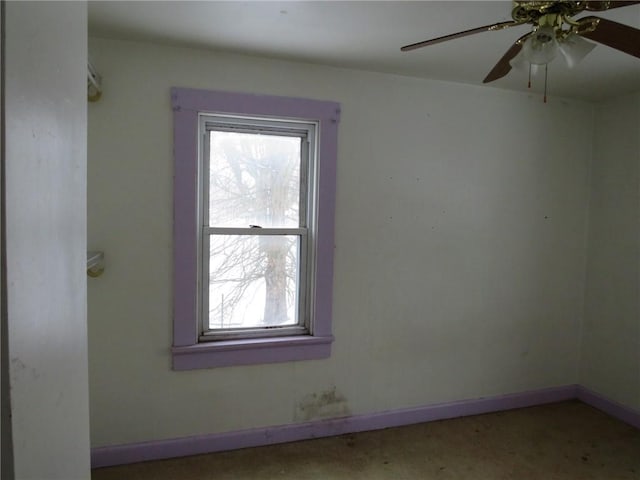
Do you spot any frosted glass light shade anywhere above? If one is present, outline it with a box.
[559,33,597,68]
[509,49,542,75]
[522,26,558,65]
[509,47,528,70]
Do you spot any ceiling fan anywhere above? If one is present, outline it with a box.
[401,1,640,93]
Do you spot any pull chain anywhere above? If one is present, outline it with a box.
[525,63,549,103]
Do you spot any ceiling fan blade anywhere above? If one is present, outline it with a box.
[401,21,521,52]
[584,1,640,11]
[483,33,532,83]
[579,16,640,58]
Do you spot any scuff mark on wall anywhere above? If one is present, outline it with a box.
[10,357,40,380]
[11,357,26,372]
[294,386,350,422]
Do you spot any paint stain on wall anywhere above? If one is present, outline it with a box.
[294,386,350,422]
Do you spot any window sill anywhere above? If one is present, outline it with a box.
[172,335,334,370]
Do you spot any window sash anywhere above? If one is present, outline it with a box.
[201,231,309,339]
[198,114,316,340]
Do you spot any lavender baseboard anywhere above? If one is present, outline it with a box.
[576,385,640,429]
[92,385,580,468]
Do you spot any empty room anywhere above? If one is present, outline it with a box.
[2,1,639,479]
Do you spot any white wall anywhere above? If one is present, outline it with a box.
[581,92,640,411]
[5,2,90,478]
[1,3,14,478]
[88,37,592,447]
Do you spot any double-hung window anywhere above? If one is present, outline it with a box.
[171,88,339,369]
[201,116,314,340]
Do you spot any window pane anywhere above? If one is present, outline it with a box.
[208,235,300,330]
[209,131,301,228]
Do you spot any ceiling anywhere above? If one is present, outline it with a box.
[88,1,640,101]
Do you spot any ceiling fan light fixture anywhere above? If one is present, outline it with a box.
[558,33,597,68]
[402,0,640,88]
[522,26,559,65]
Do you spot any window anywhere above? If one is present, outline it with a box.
[202,116,314,339]
[171,88,340,369]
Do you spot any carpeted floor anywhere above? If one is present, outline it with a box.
[92,400,640,479]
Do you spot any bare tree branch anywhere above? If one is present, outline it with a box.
[207,131,301,328]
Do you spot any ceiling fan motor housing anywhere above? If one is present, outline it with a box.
[512,1,587,23]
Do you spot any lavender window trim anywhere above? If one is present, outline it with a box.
[171,87,340,370]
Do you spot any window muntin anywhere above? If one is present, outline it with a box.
[199,115,317,340]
